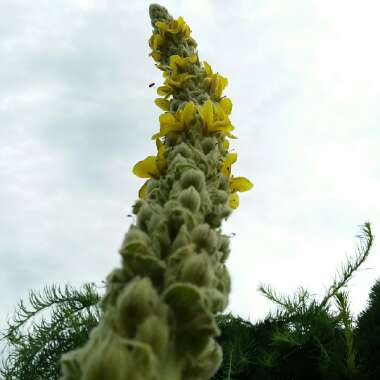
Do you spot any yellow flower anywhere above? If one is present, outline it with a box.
[165,73,194,88]
[155,16,191,38]
[155,98,170,111]
[152,101,195,139]
[133,139,167,198]
[157,85,172,97]
[219,97,232,115]
[220,152,237,177]
[150,51,161,62]
[149,33,164,50]
[198,99,236,138]
[167,55,197,77]
[161,55,197,89]
[203,61,228,99]
[229,176,254,209]
[148,33,165,62]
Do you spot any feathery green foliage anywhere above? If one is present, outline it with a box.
[0,283,101,380]
[211,222,374,380]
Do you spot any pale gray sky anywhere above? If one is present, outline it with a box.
[1,0,379,344]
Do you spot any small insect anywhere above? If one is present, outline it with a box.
[149,82,155,88]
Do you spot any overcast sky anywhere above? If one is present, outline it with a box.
[1,0,380,349]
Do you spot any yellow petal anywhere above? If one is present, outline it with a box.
[222,139,230,150]
[182,101,195,128]
[225,131,237,139]
[230,177,254,193]
[160,122,183,136]
[133,156,160,178]
[165,73,194,88]
[157,85,172,96]
[229,192,239,209]
[203,61,213,77]
[177,16,185,30]
[138,181,149,199]
[159,112,176,126]
[216,75,228,98]
[155,98,170,111]
[220,152,237,177]
[199,99,213,130]
[155,20,168,31]
[150,51,161,62]
[209,120,233,134]
[149,34,163,50]
[219,97,233,115]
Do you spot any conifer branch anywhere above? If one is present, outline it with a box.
[320,222,373,309]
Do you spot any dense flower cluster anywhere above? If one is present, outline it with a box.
[134,14,253,208]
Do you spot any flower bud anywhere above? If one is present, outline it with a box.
[192,224,217,253]
[204,288,229,313]
[212,190,228,204]
[136,315,169,356]
[201,137,217,154]
[137,203,154,232]
[184,338,223,379]
[214,265,231,293]
[180,169,205,191]
[81,333,133,380]
[179,186,201,212]
[171,224,191,252]
[217,235,230,261]
[172,142,193,159]
[119,228,152,258]
[115,277,159,336]
[180,253,213,287]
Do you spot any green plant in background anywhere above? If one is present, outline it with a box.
[355,279,380,379]
[59,4,252,380]
[211,223,373,380]
[0,284,100,380]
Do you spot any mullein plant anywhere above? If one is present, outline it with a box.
[59,4,252,380]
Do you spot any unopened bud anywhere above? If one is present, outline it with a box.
[180,253,213,287]
[180,169,205,191]
[116,277,159,336]
[179,186,201,212]
[136,315,169,355]
[192,224,217,253]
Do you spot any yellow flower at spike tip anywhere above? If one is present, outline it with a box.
[198,99,236,138]
[220,152,237,177]
[203,61,228,100]
[133,139,167,198]
[152,101,195,139]
[155,16,191,38]
[229,176,254,209]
